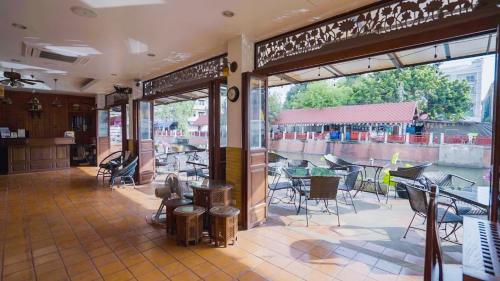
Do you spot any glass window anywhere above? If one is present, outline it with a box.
[109,106,122,145]
[126,104,130,140]
[140,101,152,140]
[220,85,228,148]
[98,110,109,137]
[249,78,266,149]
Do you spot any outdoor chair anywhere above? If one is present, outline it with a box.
[403,183,463,243]
[109,156,138,189]
[338,165,363,213]
[323,154,354,176]
[96,150,126,182]
[288,160,316,187]
[388,162,432,203]
[423,185,463,281]
[424,171,485,216]
[268,153,295,206]
[302,176,341,227]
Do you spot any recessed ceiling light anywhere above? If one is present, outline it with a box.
[222,10,235,17]
[147,53,156,57]
[70,6,97,18]
[12,23,27,30]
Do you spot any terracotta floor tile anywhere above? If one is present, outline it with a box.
[120,253,149,267]
[97,261,126,276]
[93,253,120,267]
[374,260,402,275]
[134,269,168,281]
[128,260,157,277]
[170,270,201,281]
[159,261,188,278]
[33,252,61,266]
[3,268,36,281]
[203,270,234,281]
[32,245,58,257]
[179,254,206,268]
[66,259,97,277]
[3,260,33,276]
[34,258,65,275]
[71,269,102,281]
[190,262,219,278]
[238,270,267,281]
[36,267,69,281]
[103,269,134,281]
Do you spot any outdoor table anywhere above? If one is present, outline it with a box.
[190,179,233,231]
[461,217,500,280]
[283,167,338,215]
[440,185,490,212]
[353,160,393,201]
[185,160,209,179]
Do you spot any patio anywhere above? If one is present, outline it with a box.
[0,167,464,281]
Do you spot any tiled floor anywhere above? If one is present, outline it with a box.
[0,167,461,281]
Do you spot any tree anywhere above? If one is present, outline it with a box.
[268,91,282,124]
[283,83,307,109]
[286,65,471,121]
[285,80,353,109]
[154,100,195,133]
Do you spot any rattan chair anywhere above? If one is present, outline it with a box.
[109,156,138,189]
[338,165,363,213]
[302,176,341,227]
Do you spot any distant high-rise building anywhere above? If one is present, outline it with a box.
[440,58,483,122]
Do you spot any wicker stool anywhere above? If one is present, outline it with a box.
[164,199,192,235]
[173,205,206,247]
[209,206,240,247]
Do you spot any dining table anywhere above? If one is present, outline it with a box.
[439,185,491,213]
[353,160,395,201]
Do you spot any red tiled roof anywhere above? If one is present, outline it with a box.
[192,115,208,126]
[274,102,417,125]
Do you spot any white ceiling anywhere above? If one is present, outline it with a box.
[0,0,376,95]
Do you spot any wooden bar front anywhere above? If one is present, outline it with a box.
[2,138,75,174]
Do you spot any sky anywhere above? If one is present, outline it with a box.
[269,54,496,103]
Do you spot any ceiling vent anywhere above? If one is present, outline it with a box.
[21,42,90,65]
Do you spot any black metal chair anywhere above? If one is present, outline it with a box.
[96,150,125,182]
[338,165,363,213]
[323,154,353,176]
[267,153,294,205]
[109,156,138,189]
[403,183,463,243]
[388,162,432,203]
[424,171,485,216]
[302,176,341,227]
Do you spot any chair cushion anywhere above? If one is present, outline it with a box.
[437,208,463,224]
[269,182,293,191]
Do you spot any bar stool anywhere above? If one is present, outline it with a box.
[173,205,205,246]
[164,199,192,235]
[209,206,240,247]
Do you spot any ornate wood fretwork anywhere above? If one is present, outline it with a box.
[255,0,485,70]
[105,91,130,108]
[143,55,226,98]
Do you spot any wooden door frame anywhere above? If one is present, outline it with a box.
[241,72,269,230]
[96,109,110,165]
[209,78,227,180]
[133,99,155,184]
[490,25,499,222]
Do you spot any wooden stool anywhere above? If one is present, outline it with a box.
[173,205,205,247]
[209,206,240,247]
[164,199,192,235]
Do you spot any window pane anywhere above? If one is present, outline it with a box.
[249,78,266,149]
[98,110,109,137]
[220,85,228,148]
[140,102,152,140]
[110,106,122,145]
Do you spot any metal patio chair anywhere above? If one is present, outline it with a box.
[302,176,342,227]
[96,150,125,182]
[268,152,295,205]
[324,154,354,176]
[403,183,463,243]
[338,165,363,213]
[109,156,138,189]
[388,162,432,203]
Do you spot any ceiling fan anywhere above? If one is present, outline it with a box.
[0,69,45,88]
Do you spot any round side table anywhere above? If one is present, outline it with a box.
[173,205,206,247]
[191,180,233,231]
[164,199,192,235]
[209,206,240,247]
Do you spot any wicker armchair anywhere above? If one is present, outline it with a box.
[302,176,341,227]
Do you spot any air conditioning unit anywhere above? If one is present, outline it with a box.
[21,42,90,65]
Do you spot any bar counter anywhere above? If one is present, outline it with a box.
[0,137,75,174]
